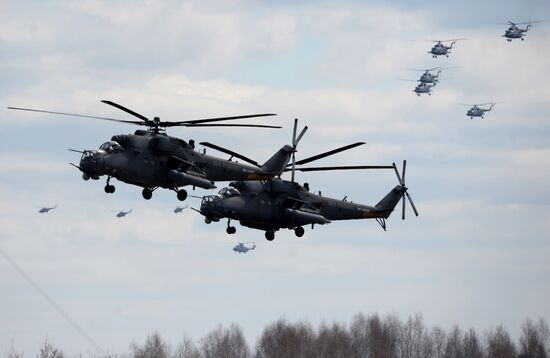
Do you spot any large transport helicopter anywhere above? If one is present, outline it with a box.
[460,102,497,119]
[406,66,457,84]
[502,21,540,42]
[427,39,466,58]
[193,120,418,241]
[9,101,285,201]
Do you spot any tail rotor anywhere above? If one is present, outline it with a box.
[392,160,419,220]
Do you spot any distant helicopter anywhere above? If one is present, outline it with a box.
[460,102,497,119]
[173,205,188,214]
[37,205,57,214]
[9,101,291,201]
[233,242,256,254]
[428,39,466,58]
[414,82,436,96]
[114,209,132,218]
[406,66,457,84]
[502,21,540,42]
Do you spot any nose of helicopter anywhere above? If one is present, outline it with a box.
[79,150,105,174]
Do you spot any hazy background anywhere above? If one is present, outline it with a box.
[1,0,549,355]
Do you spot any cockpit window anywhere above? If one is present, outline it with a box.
[81,151,95,159]
[201,194,223,205]
[218,187,241,197]
[99,141,123,153]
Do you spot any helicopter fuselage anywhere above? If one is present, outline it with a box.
[200,180,399,232]
[78,130,291,197]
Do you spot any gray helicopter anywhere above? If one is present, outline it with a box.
[233,242,256,253]
[407,66,457,84]
[414,82,436,96]
[502,21,540,42]
[38,205,57,213]
[173,205,188,214]
[428,39,465,58]
[196,160,416,241]
[193,120,417,240]
[8,101,296,201]
[461,102,497,119]
[114,209,132,218]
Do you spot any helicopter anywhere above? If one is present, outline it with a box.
[193,120,418,240]
[502,21,540,42]
[114,209,132,218]
[233,242,256,254]
[37,205,57,214]
[406,66,457,84]
[173,205,188,214]
[8,101,298,201]
[414,82,436,96]
[428,39,466,58]
[196,160,417,241]
[461,102,497,119]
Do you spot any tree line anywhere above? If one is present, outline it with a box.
[10,314,550,358]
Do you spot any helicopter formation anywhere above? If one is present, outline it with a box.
[11,102,417,242]
[12,18,544,247]
[403,20,541,118]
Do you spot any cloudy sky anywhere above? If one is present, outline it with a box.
[1,0,549,355]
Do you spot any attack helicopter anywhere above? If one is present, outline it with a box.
[8,101,300,201]
[502,21,540,42]
[428,39,466,58]
[233,242,256,254]
[114,209,132,218]
[193,120,418,241]
[37,205,57,214]
[460,102,497,119]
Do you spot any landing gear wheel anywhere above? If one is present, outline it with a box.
[142,188,152,200]
[177,189,188,201]
[294,227,305,237]
[104,185,115,193]
[226,226,236,235]
[265,231,275,241]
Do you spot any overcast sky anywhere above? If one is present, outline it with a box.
[1,0,550,355]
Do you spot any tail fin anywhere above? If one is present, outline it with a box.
[374,186,405,219]
[259,145,293,174]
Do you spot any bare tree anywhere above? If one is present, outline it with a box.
[519,318,549,358]
[462,328,483,358]
[201,324,250,358]
[37,341,64,358]
[131,331,170,358]
[486,325,517,358]
[255,319,316,358]
[315,322,352,358]
[443,325,464,358]
[361,313,401,358]
[172,336,201,358]
[349,313,370,358]
[399,314,433,358]
[431,326,447,358]
[7,339,24,358]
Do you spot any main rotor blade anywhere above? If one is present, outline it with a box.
[171,113,277,125]
[199,142,260,167]
[175,123,281,129]
[7,106,144,125]
[402,160,407,185]
[406,192,419,217]
[289,165,393,172]
[402,195,406,220]
[292,142,366,166]
[101,100,150,122]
